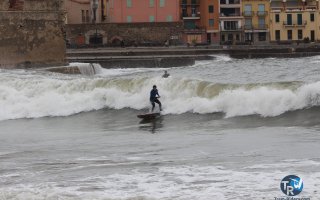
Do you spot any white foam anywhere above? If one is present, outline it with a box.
[1,71,320,120]
[0,161,319,200]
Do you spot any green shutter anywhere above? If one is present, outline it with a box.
[160,0,165,7]
[127,0,132,8]
[127,16,132,22]
[150,16,155,22]
[150,0,154,7]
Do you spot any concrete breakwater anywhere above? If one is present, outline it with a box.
[46,45,320,74]
[66,45,320,68]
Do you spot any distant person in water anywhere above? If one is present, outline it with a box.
[150,85,162,112]
[162,70,170,78]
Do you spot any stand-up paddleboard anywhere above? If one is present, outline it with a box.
[137,112,161,120]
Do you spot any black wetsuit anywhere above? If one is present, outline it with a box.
[150,88,162,112]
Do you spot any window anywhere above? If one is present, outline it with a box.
[209,19,214,27]
[160,0,165,7]
[275,30,280,40]
[287,30,292,40]
[236,34,240,41]
[244,4,252,16]
[150,0,154,7]
[166,15,173,22]
[310,13,314,22]
[221,35,225,42]
[287,14,292,25]
[258,17,265,29]
[85,10,89,22]
[311,30,315,41]
[275,14,280,23]
[245,18,252,29]
[258,32,266,41]
[298,30,303,40]
[127,16,132,22]
[297,14,302,25]
[149,15,155,22]
[81,10,85,23]
[208,5,214,13]
[127,0,132,8]
[258,4,265,16]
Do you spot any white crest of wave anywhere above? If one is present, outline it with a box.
[1,72,320,120]
[161,80,320,117]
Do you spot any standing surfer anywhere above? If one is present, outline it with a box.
[150,85,162,112]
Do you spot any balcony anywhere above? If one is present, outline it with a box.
[183,26,206,34]
[243,11,254,17]
[256,24,268,29]
[181,0,200,6]
[220,0,241,8]
[220,13,242,18]
[257,11,268,16]
[220,26,242,31]
[182,13,200,20]
[220,0,240,4]
[244,25,253,30]
[283,20,307,27]
[244,24,268,31]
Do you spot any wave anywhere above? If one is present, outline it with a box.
[1,71,320,121]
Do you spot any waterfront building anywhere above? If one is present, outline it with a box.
[64,0,107,24]
[219,0,244,44]
[180,0,220,45]
[269,0,320,43]
[105,0,180,23]
[242,0,270,44]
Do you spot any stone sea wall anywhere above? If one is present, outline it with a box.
[0,0,66,69]
[65,22,184,47]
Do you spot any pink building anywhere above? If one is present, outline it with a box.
[64,0,107,24]
[106,0,180,23]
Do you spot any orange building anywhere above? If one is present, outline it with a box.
[180,0,220,45]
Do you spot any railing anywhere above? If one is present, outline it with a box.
[244,25,252,29]
[220,0,240,5]
[244,24,268,30]
[183,26,206,33]
[243,11,254,17]
[220,13,242,17]
[181,13,200,19]
[283,20,307,26]
[221,26,242,31]
[180,0,200,6]
[257,11,268,16]
[256,24,268,29]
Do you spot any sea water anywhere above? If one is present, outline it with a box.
[0,55,320,199]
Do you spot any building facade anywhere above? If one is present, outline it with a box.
[269,0,320,43]
[200,0,220,44]
[220,0,244,44]
[64,0,107,24]
[106,0,180,23]
[180,0,219,44]
[242,0,270,44]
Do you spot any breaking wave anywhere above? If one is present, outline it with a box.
[1,70,320,121]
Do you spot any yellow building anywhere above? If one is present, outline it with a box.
[242,0,270,44]
[269,0,320,43]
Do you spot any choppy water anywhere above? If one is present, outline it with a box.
[0,55,320,199]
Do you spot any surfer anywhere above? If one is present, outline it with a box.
[162,70,170,78]
[150,85,162,112]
